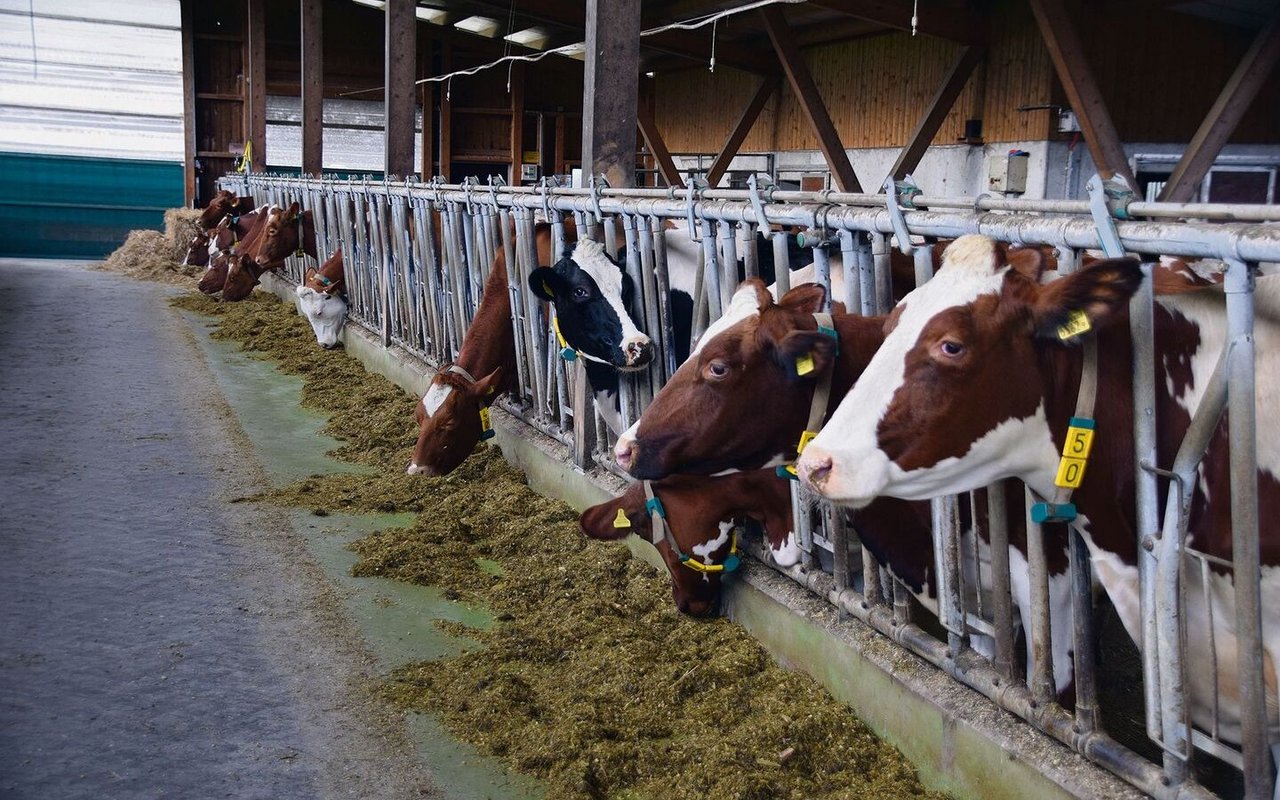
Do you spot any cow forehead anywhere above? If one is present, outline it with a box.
[422,382,453,418]
[565,239,621,295]
[691,283,764,356]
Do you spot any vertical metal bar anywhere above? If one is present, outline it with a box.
[871,232,892,313]
[861,546,883,607]
[523,211,550,421]
[791,484,815,571]
[1024,485,1056,706]
[1223,258,1270,800]
[838,229,858,312]
[891,576,912,626]
[572,356,596,470]
[741,222,759,280]
[914,245,934,287]
[700,219,723,321]
[1070,526,1100,734]
[932,494,967,660]
[986,480,1017,684]
[636,216,663,395]
[718,219,738,313]
[620,215,646,420]
[812,244,832,314]
[772,232,791,295]
[857,234,875,317]
[499,208,529,401]
[651,216,679,386]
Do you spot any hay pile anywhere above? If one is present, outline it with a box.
[173,290,948,800]
[100,207,204,284]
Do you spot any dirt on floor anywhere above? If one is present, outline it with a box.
[100,208,204,284]
[172,287,949,800]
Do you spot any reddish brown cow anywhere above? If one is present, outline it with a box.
[580,470,793,617]
[407,218,577,476]
[296,250,347,348]
[254,202,317,268]
[197,190,255,231]
[197,208,270,296]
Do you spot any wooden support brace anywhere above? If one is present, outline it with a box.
[705,75,779,188]
[636,103,685,189]
[890,46,985,182]
[246,0,267,171]
[300,0,323,177]
[1160,11,1280,203]
[1028,0,1137,190]
[384,0,417,178]
[760,5,861,192]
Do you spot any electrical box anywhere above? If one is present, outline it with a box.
[988,152,1029,194]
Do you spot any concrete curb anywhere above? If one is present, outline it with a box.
[262,274,1143,800]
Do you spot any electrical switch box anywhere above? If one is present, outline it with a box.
[988,152,1029,194]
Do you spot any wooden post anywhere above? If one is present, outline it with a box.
[636,103,684,189]
[384,0,416,178]
[581,0,642,189]
[705,76,779,187]
[760,6,861,192]
[246,0,267,171]
[890,46,985,181]
[300,0,323,176]
[180,0,197,205]
[554,113,565,175]
[1160,12,1280,203]
[1028,0,1137,189]
[509,62,525,185]
[439,41,452,182]
[420,37,434,177]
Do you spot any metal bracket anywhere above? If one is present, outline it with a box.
[589,173,609,222]
[487,174,505,208]
[684,176,709,242]
[461,176,479,216]
[748,173,775,239]
[896,174,923,209]
[537,176,553,221]
[883,175,915,255]
[1086,173,1134,258]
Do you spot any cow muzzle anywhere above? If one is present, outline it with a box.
[406,461,437,476]
[619,336,654,370]
[613,437,636,471]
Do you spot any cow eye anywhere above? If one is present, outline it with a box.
[939,340,965,357]
[706,360,729,379]
[573,286,589,299]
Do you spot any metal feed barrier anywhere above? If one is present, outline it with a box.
[222,171,1280,800]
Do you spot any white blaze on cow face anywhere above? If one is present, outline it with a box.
[572,239,651,368]
[798,235,1020,506]
[422,381,453,418]
[295,286,347,348]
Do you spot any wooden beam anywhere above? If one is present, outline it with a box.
[420,37,434,178]
[705,75,779,187]
[636,102,684,188]
[439,40,452,181]
[1028,0,1137,189]
[554,113,566,175]
[890,45,985,181]
[760,6,861,192]
[510,62,525,185]
[809,0,986,45]
[1160,11,1280,203]
[246,0,267,171]
[582,0,642,189]
[179,0,196,205]
[384,0,416,178]
[300,0,323,176]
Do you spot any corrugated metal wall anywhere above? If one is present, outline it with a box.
[0,0,183,258]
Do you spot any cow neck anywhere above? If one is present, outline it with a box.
[777,312,842,479]
[452,250,517,397]
[444,365,496,441]
[642,480,740,574]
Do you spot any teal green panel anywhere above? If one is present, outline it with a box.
[0,152,183,259]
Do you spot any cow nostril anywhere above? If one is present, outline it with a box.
[802,453,834,489]
[614,440,635,470]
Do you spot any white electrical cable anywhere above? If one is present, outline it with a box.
[338,0,805,97]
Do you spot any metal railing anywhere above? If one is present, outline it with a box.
[220,171,1280,800]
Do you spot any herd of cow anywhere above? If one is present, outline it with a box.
[184,188,1276,776]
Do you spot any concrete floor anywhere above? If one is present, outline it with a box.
[0,261,437,799]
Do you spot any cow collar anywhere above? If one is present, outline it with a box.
[643,480,741,574]
[778,312,840,481]
[1029,318,1100,524]
[551,314,614,366]
[445,364,496,441]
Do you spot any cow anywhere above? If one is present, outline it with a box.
[296,249,347,349]
[181,229,211,268]
[580,469,796,617]
[197,189,255,231]
[407,219,575,476]
[198,207,271,297]
[796,234,1280,755]
[254,202,318,268]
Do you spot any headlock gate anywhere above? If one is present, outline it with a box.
[223,172,1280,800]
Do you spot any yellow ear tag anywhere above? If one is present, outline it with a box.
[542,281,554,296]
[479,407,491,427]
[1057,309,1092,341]
[797,430,818,454]
[613,508,631,528]
[795,353,816,376]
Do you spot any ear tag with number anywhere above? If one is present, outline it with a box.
[478,407,496,441]
[795,353,816,376]
[797,430,818,455]
[1057,309,1092,341]
[612,509,631,529]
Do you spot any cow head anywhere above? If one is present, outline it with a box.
[579,471,794,617]
[528,239,653,371]
[615,279,876,479]
[220,251,264,302]
[197,190,237,230]
[296,251,347,349]
[197,252,230,295]
[181,229,211,268]
[406,366,503,477]
[797,234,1142,507]
[255,202,302,268]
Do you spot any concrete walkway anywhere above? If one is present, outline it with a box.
[0,261,436,799]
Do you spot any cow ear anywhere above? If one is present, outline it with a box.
[1031,257,1143,340]
[1006,245,1048,283]
[778,282,826,313]
[529,267,563,301]
[303,267,318,284]
[579,484,647,542]
[287,201,301,220]
[773,329,837,380]
[470,367,502,399]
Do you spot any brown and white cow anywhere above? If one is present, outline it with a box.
[580,469,795,617]
[197,190,256,231]
[198,207,271,297]
[296,249,347,349]
[254,202,317,269]
[798,234,1279,749]
[407,219,576,476]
